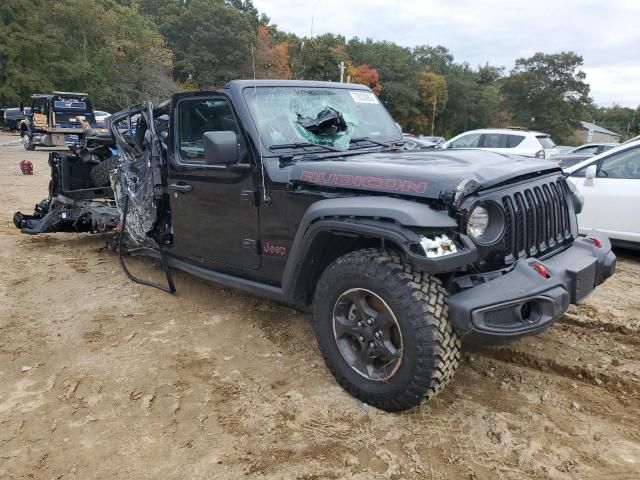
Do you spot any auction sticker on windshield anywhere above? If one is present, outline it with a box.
[350,91,378,104]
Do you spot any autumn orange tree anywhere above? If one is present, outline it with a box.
[254,25,292,79]
[346,63,382,95]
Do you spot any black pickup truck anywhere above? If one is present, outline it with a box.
[3,106,30,130]
[14,80,616,411]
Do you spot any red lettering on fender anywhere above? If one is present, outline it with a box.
[335,174,355,186]
[300,171,319,183]
[401,180,427,194]
[382,178,401,190]
[263,242,287,257]
[362,177,382,188]
[299,170,426,194]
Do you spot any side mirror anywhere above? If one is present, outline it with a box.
[584,164,597,186]
[203,131,238,165]
[440,141,450,149]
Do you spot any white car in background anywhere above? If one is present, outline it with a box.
[567,142,618,155]
[440,128,560,159]
[94,110,111,121]
[94,110,111,127]
[566,140,640,249]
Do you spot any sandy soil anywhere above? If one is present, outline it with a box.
[1,130,639,480]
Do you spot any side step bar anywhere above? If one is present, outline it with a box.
[128,247,287,304]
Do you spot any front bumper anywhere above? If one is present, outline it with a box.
[448,230,616,345]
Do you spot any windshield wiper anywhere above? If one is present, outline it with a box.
[348,137,405,150]
[269,142,342,153]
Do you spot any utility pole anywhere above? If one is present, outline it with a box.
[338,61,346,83]
[431,96,437,137]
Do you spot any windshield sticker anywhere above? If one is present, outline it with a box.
[349,91,378,104]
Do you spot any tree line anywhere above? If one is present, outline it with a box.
[1,0,638,144]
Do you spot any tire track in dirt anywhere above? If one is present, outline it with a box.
[477,342,640,398]
[559,314,640,348]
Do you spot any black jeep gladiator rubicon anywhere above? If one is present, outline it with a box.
[14,80,616,411]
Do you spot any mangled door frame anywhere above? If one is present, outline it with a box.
[109,102,176,292]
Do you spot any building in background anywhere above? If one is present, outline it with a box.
[576,121,621,144]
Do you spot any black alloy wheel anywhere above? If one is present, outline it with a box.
[332,288,403,382]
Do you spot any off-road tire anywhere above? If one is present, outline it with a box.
[22,133,35,151]
[312,248,462,411]
[89,156,119,187]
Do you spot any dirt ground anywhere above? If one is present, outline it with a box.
[1,130,639,480]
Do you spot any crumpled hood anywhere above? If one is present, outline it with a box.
[290,149,561,200]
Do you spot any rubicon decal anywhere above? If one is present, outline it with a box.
[300,171,427,194]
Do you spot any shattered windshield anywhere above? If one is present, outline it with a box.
[243,87,402,151]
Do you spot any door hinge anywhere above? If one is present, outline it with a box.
[241,190,259,207]
[242,239,260,255]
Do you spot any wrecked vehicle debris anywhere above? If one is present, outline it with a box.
[13,135,119,235]
[13,80,617,412]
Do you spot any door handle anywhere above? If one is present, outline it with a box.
[169,182,193,193]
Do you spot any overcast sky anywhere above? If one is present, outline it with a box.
[252,0,639,108]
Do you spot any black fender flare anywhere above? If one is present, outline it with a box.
[281,196,477,305]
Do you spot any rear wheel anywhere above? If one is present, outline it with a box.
[22,133,35,151]
[312,248,462,411]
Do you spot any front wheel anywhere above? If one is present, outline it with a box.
[22,133,35,151]
[312,248,461,412]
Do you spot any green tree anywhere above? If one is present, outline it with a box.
[0,0,176,109]
[376,82,417,131]
[347,38,418,130]
[414,45,454,74]
[587,103,635,140]
[416,69,448,135]
[632,106,640,137]
[158,0,255,88]
[0,0,58,104]
[412,45,506,137]
[286,33,349,81]
[501,52,592,143]
[477,63,503,85]
[96,2,177,108]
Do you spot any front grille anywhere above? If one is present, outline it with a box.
[501,176,574,261]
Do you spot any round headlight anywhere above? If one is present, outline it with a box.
[466,202,505,245]
[467,206,489,238]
